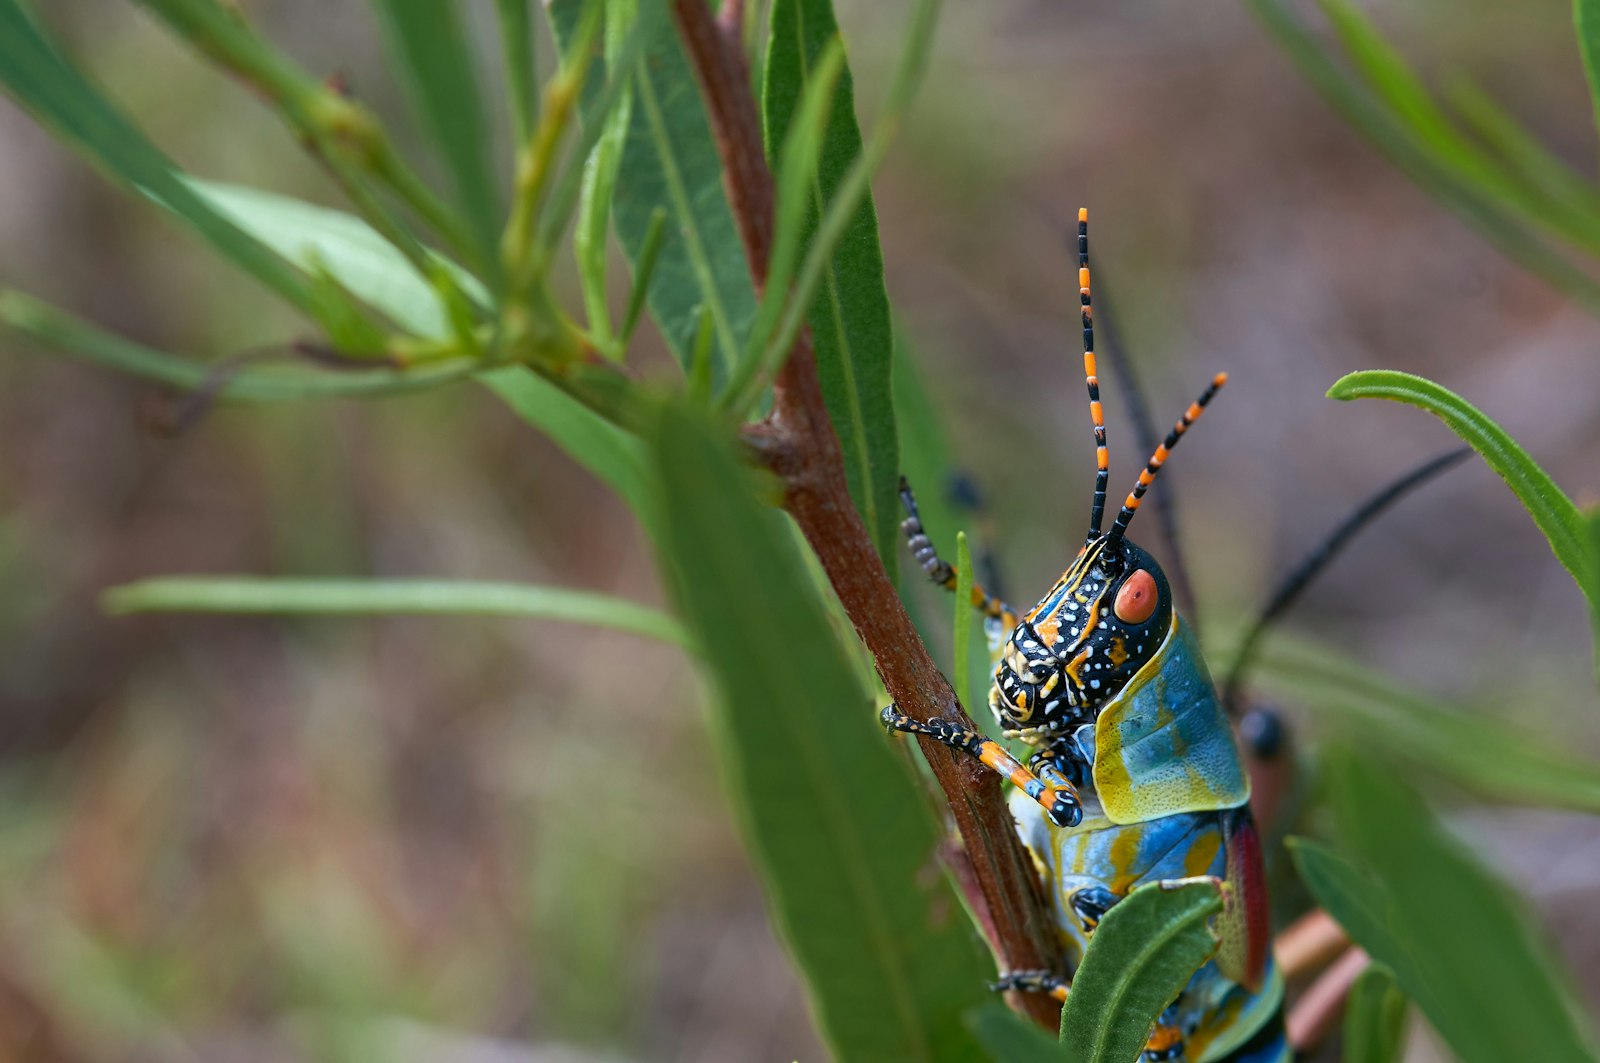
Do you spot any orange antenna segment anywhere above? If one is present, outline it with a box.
[1106,372,1227,545]
[1080,207,1110,537]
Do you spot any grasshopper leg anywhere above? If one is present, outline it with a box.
[881,705,1082,828]
[899,477,1018,628]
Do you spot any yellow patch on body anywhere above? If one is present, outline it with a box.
[1184,830,1222,878]
[1105,826,1144,895]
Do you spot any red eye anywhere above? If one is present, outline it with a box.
[1114,569,1158,624]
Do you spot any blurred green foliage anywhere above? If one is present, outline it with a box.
[1,0,1599,1060]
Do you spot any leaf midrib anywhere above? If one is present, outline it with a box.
[633,60,742,373]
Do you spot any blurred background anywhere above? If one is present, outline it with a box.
[2,0,1599,1059]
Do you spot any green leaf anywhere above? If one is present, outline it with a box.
[574,74,633,349]
[1576,0,1600,144]
[1316,0,1467,162]
[11,172,652,533]
[1342,963,1408,1063]
[1247,0,1600,315]
[1057,880,1222,1063]
[1248,632,1600,814]
[1316,0,1600,255]
[618,206,668,349]
[967,1003,1069,1061]
[531,4,662,270]
[0,0,354,329]
[201,185,652,521]
[1287,840,1421,992]
[1590,506,1600,685]
[187,178,484,338]
[158,182,654,527]
[496,0,538,144]
[102,577,687,646]
[761,0,902,572]
[739,0,937,433]
[1447,79,1600,245]
[650,402,989,1060]
[729,36,845,410]
[952,531,973,709]
[892,335,989,703]
[1327,370,1600,672]
[1315,753,1600,1063]
[548,0,758,378]
[370,0,501,271]
[0,287,477,399]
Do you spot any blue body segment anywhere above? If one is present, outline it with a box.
[1093,617,1250,824]
[1005,614,1281,1062]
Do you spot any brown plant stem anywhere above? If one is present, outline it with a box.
[1287,946,1371,1052]
[1276,908,1351,982]
[671,0,1062,1029]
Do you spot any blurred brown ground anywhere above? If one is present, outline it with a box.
[1,1,1598,1059]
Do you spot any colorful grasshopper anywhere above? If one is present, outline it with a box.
[884,209,1286,1062]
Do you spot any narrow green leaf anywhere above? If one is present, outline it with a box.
[370,0,501,269]
[548,0,758,378]
[760,0,903,571]
[1248,0,1600,315]
[952,531,973,711]
[1327,371,1600,648]
[619,206,668,349]
[573,0,646,350]
[687,304,716,405]
[19,171,652,533]
[1342,964,1408,1063]
[1247,632,1600,813]
[1576,0,1600,144]
[1318,0,1600,255]
[1057,880,1222,1063]
[130,0,480,273]
[188,178,484,338]
[727,37,845,410]
[147,181,653,528]
[1288,840,1430,1012]
[892,334,989,702]
[1323,753,1600,1063]
[575,80,633,348]
[197,185,652,523]
[753,0,937,407]
[1589,506,1600,684]
[1448,79,1600,245]
[1316,0,1464,161]
[496,0,538,144]
[0,288,476,400]
[967,1003,1069,1062]
[532,4,663,269]
[651,403,989,1060]
[0,1,348,327]
[103,577,687,646]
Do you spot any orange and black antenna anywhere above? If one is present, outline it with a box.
[1080,208,1110,540]
[1105,372,1227,547]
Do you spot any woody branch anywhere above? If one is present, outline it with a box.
[670,0,1063,1028]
